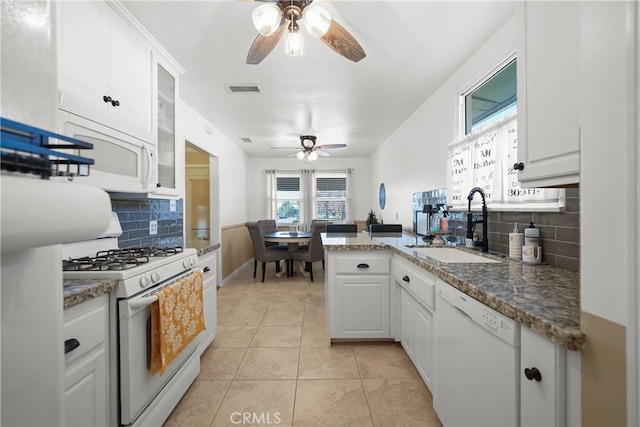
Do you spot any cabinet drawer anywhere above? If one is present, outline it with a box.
[64,295,107,366]
[335,254,390,274]
[196,252,216,282]
[392,257,436,311]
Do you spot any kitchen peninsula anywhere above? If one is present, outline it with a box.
[322,231,584,426]
[322,231,583,348]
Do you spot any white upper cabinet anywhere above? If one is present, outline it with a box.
[516,1,580,187]
[58,1,152,143]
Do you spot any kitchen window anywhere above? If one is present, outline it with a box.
[314,173,348,222]
[463,58,517,135]
[275,173,301,224]
[266,169,352,228]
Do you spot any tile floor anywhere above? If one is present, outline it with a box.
[164,261,442,427]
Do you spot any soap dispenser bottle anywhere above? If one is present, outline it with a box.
[525,222,540,246]
[509,223,524,259]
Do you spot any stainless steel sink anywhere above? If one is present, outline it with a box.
[408,247,500,263]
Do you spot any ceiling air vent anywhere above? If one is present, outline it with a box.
[226,85,262,94]
[240,137,253,143]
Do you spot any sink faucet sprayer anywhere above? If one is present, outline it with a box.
[467,187,488,253]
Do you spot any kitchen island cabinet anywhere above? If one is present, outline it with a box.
[58,0,152,143]
[63,293,110,427]
[326,250,391,339]
[516,1,580,187]
[322,232,583,424]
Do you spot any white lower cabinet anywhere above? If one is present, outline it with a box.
[520,325,581,426]
[392,255,436,390]
[63,294,110,427]
[197,252,217,356]
[326,251,391,339]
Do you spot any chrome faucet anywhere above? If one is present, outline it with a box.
[467,187,488,253]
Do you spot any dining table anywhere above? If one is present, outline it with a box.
[263,231,311,277]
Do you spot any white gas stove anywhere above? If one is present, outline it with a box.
[61,212,201,426]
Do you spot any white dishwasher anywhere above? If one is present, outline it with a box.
[433,281,520,427]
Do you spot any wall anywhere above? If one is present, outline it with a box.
[111,197,184,248]
[247,157,372,222]
[579,2,636,425]
[371,18,518,232]
[181,101,252,281]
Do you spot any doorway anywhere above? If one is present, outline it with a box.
[185,144,211,241]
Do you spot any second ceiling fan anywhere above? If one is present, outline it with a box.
[246,0,366,64]
[272,135,346,162]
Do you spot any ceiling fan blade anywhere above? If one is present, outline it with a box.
[316,143,347,149]
[316,149,331,157]
[287,152,300,158]
[320,20,366,63]
[246,20,285,65]
[271,147,299,150]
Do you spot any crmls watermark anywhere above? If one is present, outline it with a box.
[230,412,282,425]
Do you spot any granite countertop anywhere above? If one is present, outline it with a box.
[63,278,119,310]
[322,232,585,351]
[186,239,220,257]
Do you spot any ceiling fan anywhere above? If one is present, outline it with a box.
[245,0,366,64]
[272,135,347,161]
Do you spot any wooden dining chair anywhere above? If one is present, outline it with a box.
[245,222,289,282]
[290,221,329,282]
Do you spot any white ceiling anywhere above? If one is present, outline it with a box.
[122,0,516,159]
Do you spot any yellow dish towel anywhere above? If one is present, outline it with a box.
[150,269,205,375]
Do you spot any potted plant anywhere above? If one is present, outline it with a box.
[365,210,379,231]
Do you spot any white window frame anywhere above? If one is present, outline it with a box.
[275,172,301,225]
[314,171,348,223]
[459,53,517,138]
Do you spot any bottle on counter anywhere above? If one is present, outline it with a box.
[524,222,540,246]
[509,223,524,259]
[430,210,441,232]
[440,211,449,232]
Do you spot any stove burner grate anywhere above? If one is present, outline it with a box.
[62,246,183,271]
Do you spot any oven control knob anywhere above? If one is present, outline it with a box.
[183,259,190,269]
[189,257,196,267]
[151,272,161,283]
[140,276,150,288]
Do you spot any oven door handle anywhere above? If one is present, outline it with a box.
[129,295,158,311]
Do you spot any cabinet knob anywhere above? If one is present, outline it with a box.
[402,275,410,283]
[111,99,120,107]
[156,183,162,188]
[513,162,525,171]
[64,338,80,354]
[203,266,211,273]
[103,95,112,103]
[356,263,369,269]
[524,367,542,381]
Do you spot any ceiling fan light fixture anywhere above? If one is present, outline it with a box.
[307,151,319,162]
[296,151,306,160]
[284,20,304,56]
[302,5,331,38]
[252,4,282,37]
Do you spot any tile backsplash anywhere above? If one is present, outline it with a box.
[111,197,184,249]
[414,188,580,272]
[447,188,580,272]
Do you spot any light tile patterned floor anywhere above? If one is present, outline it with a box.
[163,261,442,427]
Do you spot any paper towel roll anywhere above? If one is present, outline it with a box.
[1,175,112,253]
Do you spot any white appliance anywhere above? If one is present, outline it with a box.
[58,111,157,194]
[433,281,520,426]
[62,215,201,427]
